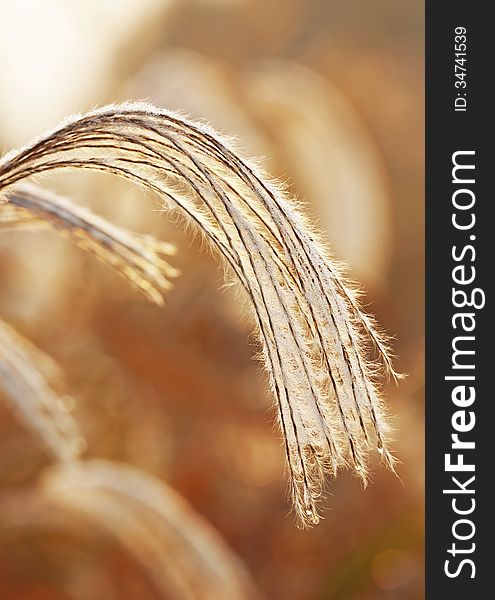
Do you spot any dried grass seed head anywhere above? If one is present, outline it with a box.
[0,102,399,526]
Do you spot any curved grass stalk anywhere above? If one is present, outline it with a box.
[0,102,399,525]
[42,459,262,600]
[0,183,179,305]
[0,319,84,462]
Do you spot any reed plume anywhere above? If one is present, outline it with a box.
[0,183,179,305]
[0,319,84,462]
[41,459,261,600]
[0,103,399,525]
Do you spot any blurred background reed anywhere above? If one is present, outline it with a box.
[0,1,424,598]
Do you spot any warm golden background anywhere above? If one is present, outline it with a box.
[0,1,424,598]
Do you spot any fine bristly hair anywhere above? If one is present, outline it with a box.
[0,102,399,526]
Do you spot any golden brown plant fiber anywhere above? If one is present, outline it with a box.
[0,319,84,462]
[0,103,399,525]
[42,460,261,600]
[0,183,179,304]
